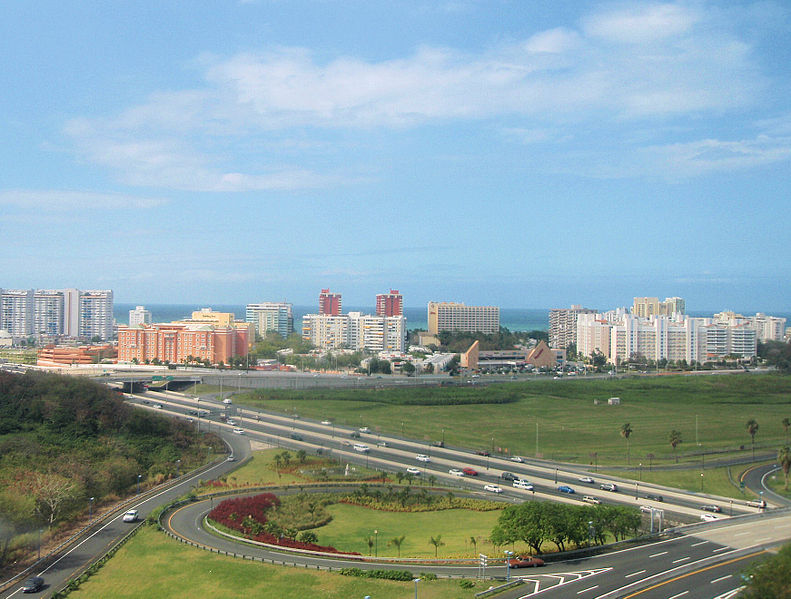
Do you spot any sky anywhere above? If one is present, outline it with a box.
[1,1,790,312]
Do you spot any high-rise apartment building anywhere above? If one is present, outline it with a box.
[0,289,34,337]
[549,305,595,349]
[246,302,294,338]
[34,290,65,336]
[632,297,686,318]
[78,290,114,341]
[129,306,152,327]
[427,302,499,335]
[376,290,403,317]
[302,312,407,353]
[117,322,250,365]
[319,289,342,316]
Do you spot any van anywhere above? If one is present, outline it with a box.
[746,499,766,508]
[513,479,534,490]
[353,443,370,453]
[222,398,233,405]
[600,483,618,492]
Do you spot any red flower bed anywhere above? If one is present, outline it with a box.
[208,493,358,555]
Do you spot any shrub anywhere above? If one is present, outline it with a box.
[459,579,475,589]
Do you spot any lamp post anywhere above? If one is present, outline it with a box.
[700,472,704,492]
[588,521,595,546]
[635,482,639,499]
[639,462,643,481]
[38,529,42,560]
[554,468,558,484]
[504,551,513,582]
[89,496,94,519]
[413,577,420,599]
[374,529,378,557]
[137,474,142,495]
[176,459,181,477]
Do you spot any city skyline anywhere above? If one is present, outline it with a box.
[2,2,790,310]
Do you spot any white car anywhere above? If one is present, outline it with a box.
[510,456,525,463]
[578,476,595,484]
[226,419,236,426]
[416,454,431,462]
[640,505,652,513]
[583,496,601,505]
[448,468,465,477]
[222,398,233,405]
[359,426,371,433]
[232,428,244,435]
[321,420,332,425]
[406,467,421,475]
[122,510,139,522]
[700,513,720,522]
[153,404,163,409]
[484,484,503,494]
[513,479,534,490]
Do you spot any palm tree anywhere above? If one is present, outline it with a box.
[783,418,790,445]
[469,536,478,554]
[620,423,633,464]
[296,449,307,464]
[273,454,283,480]
[779,446,791,491]
[429,535,444,558]
[389,535,406,557]
[428,474,437,487]
[366,536,375,555]
[746,419,759,459]
[669,430,683,463]
[281,451,292,468]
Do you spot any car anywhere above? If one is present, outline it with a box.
[186,417,193,423]
[341,440,351,447]
[359,426,371,433]
[432,440,445,448]
[508,555,545,568]
[350,431,361,439]
[406,467,421,475]
[484,484,503,494]
[513,480,534,490]
[646,494,664,502]
[321,420,332,425]
[222,398,233,405]
[510,456,524,463]
[226,419,236,426]
[578,476,595,484]
[462,467,479,476]
[640,505,653,513]
[746,499,767,508]
[582,495,601,505]
[21,576,44,593]
[448,468,465,477]
[416,454,431,462]
[558,485,575,494]
[122,509,139,522]
[290,433,304,441]
[501,472,517,481]
[227,455,236,462]
[700,513,720,522]
[475,450,490,456]
[600,483,618,492]
[701,504,722,513]
[153,403,163,409]
[377,441,388,447]
[232,428,244,434]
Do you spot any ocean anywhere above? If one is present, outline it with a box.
[114,304,550,331]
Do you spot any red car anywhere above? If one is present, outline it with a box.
[508,555,545,568]
[462,467,479,476]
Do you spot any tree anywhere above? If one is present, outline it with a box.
[281,451,292,468]
[297,531,318,544]
[429,534,444,557]
[620,423,633,465]
[669,430,683,463]
[469,536,477,553]
[366,536,374,555]
[401,361,416,376]
[779,446,791,491]
[395,471,404,485]
[273,454,283,480]
[31,472,78,528]
[746,419,759,459]
[740,542,791,598]
[427,474,437,487]
[296,449,307,464]
[591,350,607,370]
[0,490,35,568]
[389,535,406,557]
[783,418,790,445]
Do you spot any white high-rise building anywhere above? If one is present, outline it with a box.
[129,305,152,327]
[549,305,596,349]
[33,290,65,336]
[427,302,499,335]
[246,302,294,338]
[302,312,407,353]
[78,290,114,340]
[0,289,34,337]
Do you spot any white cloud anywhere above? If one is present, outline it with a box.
[583,3,697,43]
[0,189,167,210]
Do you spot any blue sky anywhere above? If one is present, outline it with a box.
[1,1,789,311]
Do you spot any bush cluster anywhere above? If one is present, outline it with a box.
[339,567,414,581]
[340,485,502,512]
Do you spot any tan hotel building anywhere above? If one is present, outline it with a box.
[117,309,252,365]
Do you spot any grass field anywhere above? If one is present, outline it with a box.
[69,527,485,599]
[235,374,791,466]
[313,503,506,558]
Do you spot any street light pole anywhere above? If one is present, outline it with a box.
[374,529,378,557]
[137,474,142,495]
[504,551,513,582]
[413,577,420,599]
[89,496,94,519]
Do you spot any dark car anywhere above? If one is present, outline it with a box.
[508,555,545,568]
[501,471,517,481]
[701,504,722,513]
[289,433,303,441]
[21,577,44,593]
[646,494,664,502]
[462,467,479,476]
[475,450,490,456]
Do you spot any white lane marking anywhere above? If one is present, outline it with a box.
[711,575,732,584]
[668,592,689,599]
[733,531,749,536]
[625,570,646,578]
[672,556,690,564]
[712,546,730,553]
[649,551,668,558]
[577,586,599,594]
[691,540,709,547]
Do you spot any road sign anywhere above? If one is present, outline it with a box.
[740,481,745,489]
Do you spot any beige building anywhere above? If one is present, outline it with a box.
[632,297,685,318]
[427,302,499,335]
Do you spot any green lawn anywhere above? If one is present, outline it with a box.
[235,374,791,466]
[69,527,486,599]
[312,503,508,558]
